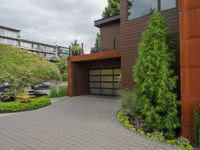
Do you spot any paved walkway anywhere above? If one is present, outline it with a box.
[0,96,179,150]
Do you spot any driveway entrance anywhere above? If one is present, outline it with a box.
[0,96,178,150]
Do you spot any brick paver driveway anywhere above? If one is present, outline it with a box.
[0,96,178,150]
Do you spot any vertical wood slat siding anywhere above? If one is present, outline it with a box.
[120,0,180,89]
[100,22,121,51]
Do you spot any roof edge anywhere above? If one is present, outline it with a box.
[69,50,121,62]
[94,15,120,27]
[0,25,21,32]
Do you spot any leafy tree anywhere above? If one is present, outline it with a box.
[91,33,101,53]
[102,0,120,18]
[94,33,101,50]
[56,57,68,81]
[0,45,61,99]
[133,11,180,138]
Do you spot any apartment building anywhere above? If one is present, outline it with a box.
[0,25,69,61]
[68,0,200,141]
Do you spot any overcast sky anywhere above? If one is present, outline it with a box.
[0,0,107,53]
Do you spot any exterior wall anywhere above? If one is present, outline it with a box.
[180,0,200,141]
[100,21,120,51]
[120,0,180,89]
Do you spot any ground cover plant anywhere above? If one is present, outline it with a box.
[117,111,193,150]
[0,97,51,112]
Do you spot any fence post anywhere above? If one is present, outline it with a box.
[81,43,84,54]
[114,36,116,51]
[69,46,71,56]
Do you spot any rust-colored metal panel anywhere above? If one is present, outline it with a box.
[180,0,200,141]
[181,0,200,11]
[181,38,200,68]
[69,50,121,62]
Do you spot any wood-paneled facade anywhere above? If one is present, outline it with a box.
[120,0,180,89]
[68,0,200,141]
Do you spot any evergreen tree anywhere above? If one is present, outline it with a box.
[133,11,180,138]
[102,0,120,18]
[94,33,101,50]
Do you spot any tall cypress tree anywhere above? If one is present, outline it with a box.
[133,11,180,137]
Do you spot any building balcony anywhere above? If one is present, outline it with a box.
[91,35,121,54]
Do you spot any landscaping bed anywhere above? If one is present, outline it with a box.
[117,111,194,150]
[0,97,51,113]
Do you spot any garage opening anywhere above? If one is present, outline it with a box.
[89,68,121,96]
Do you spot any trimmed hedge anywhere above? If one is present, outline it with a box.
[0,97,51,112]
[117,111,194,150]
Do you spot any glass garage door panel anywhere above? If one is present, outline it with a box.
[89,68,121,96]
[89,69,100,75]
[89,88,101,94]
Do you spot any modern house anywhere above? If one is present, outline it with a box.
[68,0,200,141]
[0,25,69,61]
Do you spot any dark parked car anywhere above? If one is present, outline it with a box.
[0,83,10,93]
[0,83,14,102]
[32,82,51,90]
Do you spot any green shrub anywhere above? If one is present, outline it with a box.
[50,86,59,98]
[194,106,200,146]
[56,57,68,81]
[132,11,180,137]
[58,86,68,97]
[62,73,68,81]
[50,86,68,98]
[121,90,141,116]
[0,45,61,84]
[0,97,51,112]
[0,45,62,99]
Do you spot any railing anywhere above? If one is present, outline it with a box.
[90,47,101,53]
[90,35,120,54]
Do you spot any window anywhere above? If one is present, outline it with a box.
[128,0,177,20]
[0,29,3,36]
[21,42,32,48]
[128,0,158,20]
[0,37,3,43]
[45,46,55,52]
[160,0,176,11]
[33,44,39,49]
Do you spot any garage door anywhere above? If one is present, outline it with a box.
[89,68,121,96]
